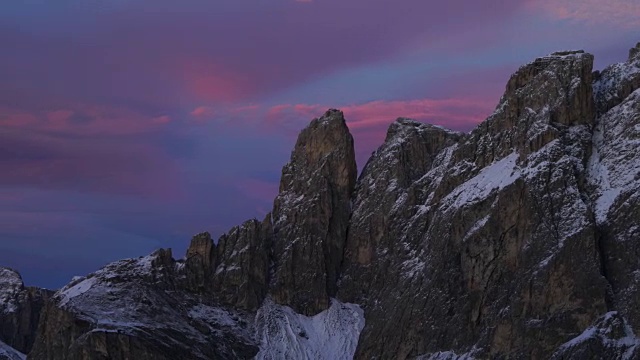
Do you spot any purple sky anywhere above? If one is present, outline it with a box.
[1,0,638,288]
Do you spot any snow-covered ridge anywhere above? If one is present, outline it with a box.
[54,253,161,308]
[255,298,365,360]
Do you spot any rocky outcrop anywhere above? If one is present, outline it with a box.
[270,109,357,315]
[456,50,595,168]
[13,41,640,360]
[29,252,258,360]
[23,110,359,358]
[339,50,612,359]
[549,312,640,359]
[589,59,640,334]
[0,268,52,355]
[212,218,271,311]
[594,42,640,115]
[339,119,463,303]
[184,232,216,291]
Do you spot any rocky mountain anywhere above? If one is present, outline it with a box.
[1,41,639,359]
[0,268,52,359]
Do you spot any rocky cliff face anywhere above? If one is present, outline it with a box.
[339,50,613,359]
[337,45,640,359]
[270,109,357,316]
[28,250,259,360]
[0,268,52,357]
[3,42,640,360]
[23,109,359,360]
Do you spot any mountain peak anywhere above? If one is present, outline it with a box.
[271,110,357,315]
[9,41,640,360]
[550,49,586,57]
[630,42,640,61]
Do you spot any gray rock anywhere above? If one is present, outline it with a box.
[269,109,357,315]
[550,312,640,360]
[184,232,216,291]
[16,41,640,360]
[340,51,610,359]
[28,252,258,360]
[212,218,271,311]
[594,43,640,115]
[0,267,52,354]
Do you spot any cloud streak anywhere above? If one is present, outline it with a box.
[533,0,640,28]
[0,103,182,198]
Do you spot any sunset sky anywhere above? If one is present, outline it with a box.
[1,0,638,288]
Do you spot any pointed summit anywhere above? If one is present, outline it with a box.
[595,40,640,114]
[629,42,640,61]
[270,109,357,315]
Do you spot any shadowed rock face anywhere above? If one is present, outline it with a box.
[269,109,358,316]
[184,232,216,291]
[590,56,640,334]
[28,251,259,360]
[339,49,637,359]
[212,218,271,311]
[594,43,640,116]
[0,267,52,355]
[8,42,640,360]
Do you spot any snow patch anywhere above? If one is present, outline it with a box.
[401,257,426,279]
[255,298,365,360]
[443,153,520,210]
[56,276,97,307]
[553,312,640,359]
[587,90,640,223]
[0,340,26,360]
[463,215,490,242]
[416,349,477,360]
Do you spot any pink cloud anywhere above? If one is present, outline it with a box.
[0,128,184,199]
[152,115,172,124]
[262,97,495,167]
[532,0,640,28]
[0,104,183,199]
[179,58,252,103]
[190,106,215,118]
[46,109,74,124]
[266,97,493,133]
[2,104,171,137]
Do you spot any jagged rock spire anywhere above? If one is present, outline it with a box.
[269,109,357,315]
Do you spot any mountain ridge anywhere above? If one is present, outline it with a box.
[1,41,639,359]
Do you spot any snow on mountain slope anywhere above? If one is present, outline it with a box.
[442,152,520,210]
[21,43,640,360]
[588,89,640,223]
[415,350,477,360]
[550,312,640,359]
[32,250,259,359]
[255,298,364,360]
[0,340,25,360]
